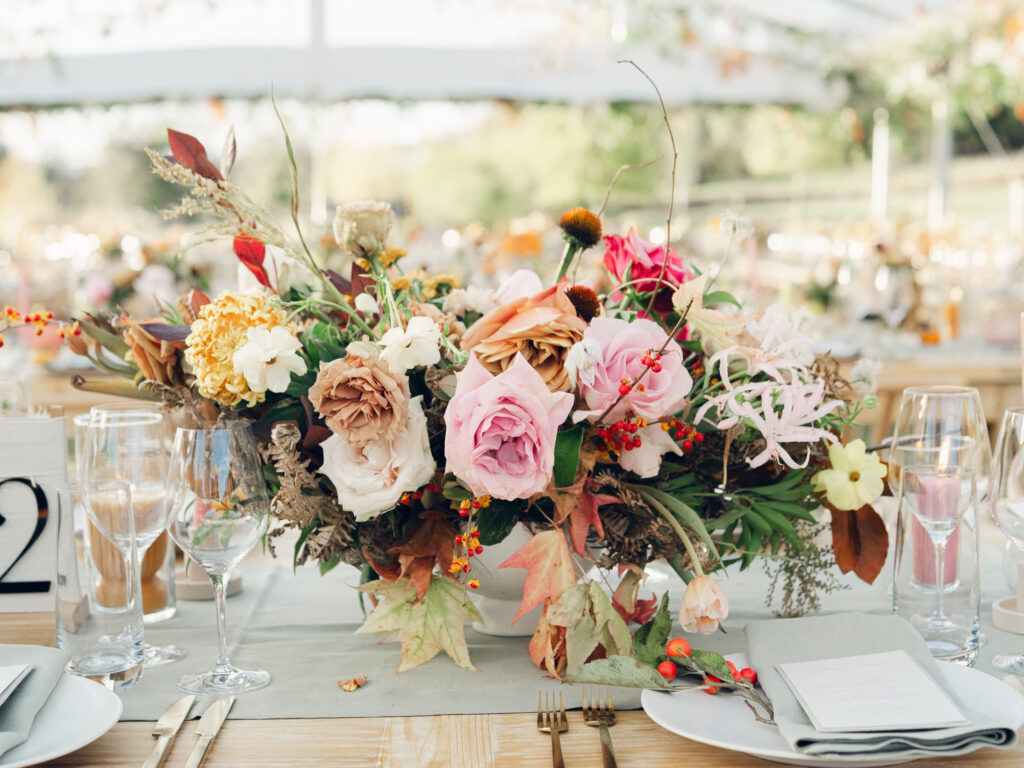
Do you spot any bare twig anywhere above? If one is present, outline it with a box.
[596,156,662,217]
[618,60,678,317]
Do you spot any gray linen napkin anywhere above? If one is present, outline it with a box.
[745,613,1019,760]
[0,644,70,758]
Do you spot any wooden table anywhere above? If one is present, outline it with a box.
[4,614,1022,767]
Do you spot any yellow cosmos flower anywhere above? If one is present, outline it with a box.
[812,439,886,511]
[185,289,295,408]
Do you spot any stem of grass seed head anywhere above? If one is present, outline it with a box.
[704,229,736,293]
[308,299,378,340]
[590,300,693,428]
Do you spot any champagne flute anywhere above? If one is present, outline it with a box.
[988,407,1024,672]
[166,422,271,694]
[899,465,974,642]
[85,408,184,666]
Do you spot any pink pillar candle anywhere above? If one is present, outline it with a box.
[911,474,960,586]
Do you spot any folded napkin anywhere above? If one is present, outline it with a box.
[745,614,1018,760]
[0,645,69,759]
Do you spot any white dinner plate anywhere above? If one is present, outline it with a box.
[0,674,122,768]
[641,654,1024,768]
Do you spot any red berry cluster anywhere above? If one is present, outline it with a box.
[656,636,757,694]
[660,420,704,454]
[1,306,78,348]
[398,482,442,505]
[598,416,647,455]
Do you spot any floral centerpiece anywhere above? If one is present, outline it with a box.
[70,121,888,693]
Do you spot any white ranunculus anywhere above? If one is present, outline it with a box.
[319,397,436,521]
[442,285,497,317]
[494,268,544,305]
[379,316,442,373]
[617,425,683,478]
[564,337,603,389]
[333,200,396,256]
[231,326,307,394]
[354,292,379,315]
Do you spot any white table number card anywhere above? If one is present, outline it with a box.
[776,650,970,733]
[0,410,66,612]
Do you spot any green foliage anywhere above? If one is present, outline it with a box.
[632,592,673,666]
[553,425,585,488]
[474,499,520,546]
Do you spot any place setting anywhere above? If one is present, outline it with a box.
[6,3,1024,767]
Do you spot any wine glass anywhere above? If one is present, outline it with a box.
[899,465,974,641]
[889,386,991,501]
[85,408,184,666]
[988,407,1024,672]
[166,422,271,694]
[0,375,30,414]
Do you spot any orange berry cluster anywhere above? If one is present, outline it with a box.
[449,494,491,590]
[399,482,441,505]
[597,416,647,456]
[660,420,704,454]
[0,306,76,348]
[457,494,491,517]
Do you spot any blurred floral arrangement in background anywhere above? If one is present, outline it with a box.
[69,114,887,692]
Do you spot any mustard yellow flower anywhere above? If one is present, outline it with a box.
[185,289,296,408]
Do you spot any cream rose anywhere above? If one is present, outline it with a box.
[318,397,436,521]
[333,200,396,256]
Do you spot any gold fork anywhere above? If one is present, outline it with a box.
[537,691,569,768]
[582,686,618,768]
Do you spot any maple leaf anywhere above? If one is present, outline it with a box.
[568,491,615,557]
[356,576,482,673]
[387,511,456,601]
[611,565,658,625]
[498,529,576,624]
[546,581,633,678]
[233,233,272,289]
[167,128,224,181]
[671,273,749,353]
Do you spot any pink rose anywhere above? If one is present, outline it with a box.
[444,353,574,500]
[603,229,694,294]
[575,317,692,423]
[678,575,728,634]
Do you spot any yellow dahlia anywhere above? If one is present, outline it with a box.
[185,289,296,408]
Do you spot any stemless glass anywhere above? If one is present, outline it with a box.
[85,408,184,666]
[988,407,1024,672]
[58,479,145,689]
[166,422,271,694]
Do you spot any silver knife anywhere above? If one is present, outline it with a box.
[183,697,235,768]
[141,695,196,768]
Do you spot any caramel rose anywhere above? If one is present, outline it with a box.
[460,283,586,392]
[309,344,410,444]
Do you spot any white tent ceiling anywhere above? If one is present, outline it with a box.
[0,0,957,108]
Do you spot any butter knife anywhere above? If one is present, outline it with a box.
[183,696,235,768]
[140,695,196,768]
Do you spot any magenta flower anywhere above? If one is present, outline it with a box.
[603,229,694,294]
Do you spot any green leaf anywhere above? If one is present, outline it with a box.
[258,399,305,425]
[442,481,473,502]
[567,655,671,690]
[690,649,734,682]
[553,424,585,488]
[702,289,743,309]
[301,321,346,366]
[318,554,341,574]
[78,319,131,358]
[643,487,720,561]
[632,592,672,666]
[474,500,519,546]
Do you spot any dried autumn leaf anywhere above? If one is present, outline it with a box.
[233,234,272,289]
[611,564,658,625]
[499,529,576,624]
[527,601,566,679]
[829,502,888,584]
[221,125,237,179]
[356,576,482,673]
[546,581,633,677]
[387,511,456,602]
[568,491,615,557]
[337,675,367,692]
[167,128,223,181]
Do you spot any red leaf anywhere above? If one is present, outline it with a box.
[568,491,615,557]
[233,234,272,289]
[388,511,456,602]
[499,529,576,624]
[611,565,658,624]
[167,129,223,181]
[187,289,210,317]
[829,503,888,585]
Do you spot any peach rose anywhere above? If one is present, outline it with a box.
[309,343,410,444]
[460,282,586,392]
[678,575,728,634]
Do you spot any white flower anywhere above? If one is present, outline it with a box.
[237,245,318,296]
[678,575,729,634]
[333,200,396,255]
[746,304,815,367]
[719,211,754,242]
[443,285,497,317]
[379,316,442,373]
[319,397,436,521]
[564,337,603,389]
[354,293,379,315]
[618,425,682,478]
[231,326,307,394]
[850,357,884,397]
[494,269,544,305]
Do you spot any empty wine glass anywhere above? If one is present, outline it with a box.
[989,407,1024,673]
[166,422,271,694]
[900,465,975,643]
[0,375,30,414]
[85,408,184,666]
